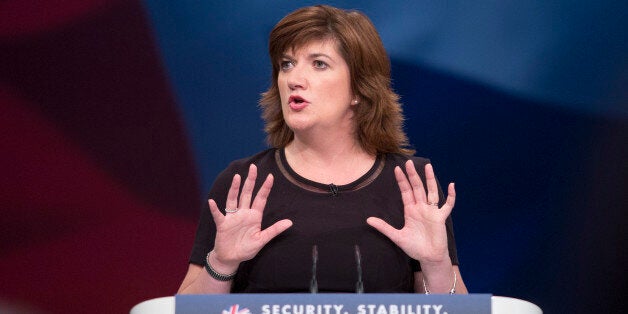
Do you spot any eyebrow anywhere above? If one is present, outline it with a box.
[308,53,333,60]
[281,53,334,61]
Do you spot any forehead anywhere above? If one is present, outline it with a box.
[283,38,341,57]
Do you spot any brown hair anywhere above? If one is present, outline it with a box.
[259,5,414,155]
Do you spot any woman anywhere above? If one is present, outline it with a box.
[178,5,467,294]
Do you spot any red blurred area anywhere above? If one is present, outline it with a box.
[0,85,196,312]
[0,0,119,37]
[1,1,200,312]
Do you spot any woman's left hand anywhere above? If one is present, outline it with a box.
[366,160,455,264]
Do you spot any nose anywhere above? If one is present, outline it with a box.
[286,66,307,90]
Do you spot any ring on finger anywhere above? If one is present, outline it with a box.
[427,202,439,207]
[225,208,239,213]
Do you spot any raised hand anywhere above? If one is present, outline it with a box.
[366,160,455,264]
[208,164,293,271]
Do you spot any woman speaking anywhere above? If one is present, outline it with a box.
[178,5,467,294]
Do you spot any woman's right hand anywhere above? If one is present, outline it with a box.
[208,164,293,274]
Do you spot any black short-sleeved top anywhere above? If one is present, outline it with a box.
[189,148,458,293]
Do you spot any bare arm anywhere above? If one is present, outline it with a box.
[178,263,231,294]
[414,265,468,294]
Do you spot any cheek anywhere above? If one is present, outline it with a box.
[277,82,289,102]
[328,78,352,102]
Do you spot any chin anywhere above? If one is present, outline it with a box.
[284,117,313,133]
[285,123,311,133]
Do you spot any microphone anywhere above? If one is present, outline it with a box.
[354,245,364,293]
[310,245,318,293]
[329,184,339,197]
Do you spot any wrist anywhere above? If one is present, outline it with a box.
[420,259,456,294]
[419,255,452,270]
[422,268,457,295]
[205,251,239,281]
[208,250,240,272]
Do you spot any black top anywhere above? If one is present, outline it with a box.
[189,148,459,292]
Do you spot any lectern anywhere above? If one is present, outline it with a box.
[131,294,541,314]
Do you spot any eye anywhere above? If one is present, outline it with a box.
[280,60,294,71]
[313,60,328,69]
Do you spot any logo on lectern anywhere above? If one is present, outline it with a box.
[223,304,252,314]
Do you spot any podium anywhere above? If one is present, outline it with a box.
[130,294,541,314]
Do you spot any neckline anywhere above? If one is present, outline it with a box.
[275,148,385,194]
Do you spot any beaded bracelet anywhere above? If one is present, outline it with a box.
[423,270,457,295]
[204,252,237,281]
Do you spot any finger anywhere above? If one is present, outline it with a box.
[225,174,241,211]
[441,182,456,215]
[239,164,258,209]
[208,199,225,225]
[251,174,274,212]
[366,217,402,243]
[405,160,427,204]
[425,164,440,205]
[259,219,293,245]
[395,166,416,206]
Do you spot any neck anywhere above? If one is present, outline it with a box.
[290,130,362,158]
[284,134,375,185]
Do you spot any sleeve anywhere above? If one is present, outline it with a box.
[188,163,241,266]
[409,157,459,271]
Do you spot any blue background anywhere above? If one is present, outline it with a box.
[146,1,627,310]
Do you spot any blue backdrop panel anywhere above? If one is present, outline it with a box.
[142,1,627,312]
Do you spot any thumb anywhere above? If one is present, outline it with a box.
[366,217,400,243]
[208,199,225,225]
[259,219,293,245]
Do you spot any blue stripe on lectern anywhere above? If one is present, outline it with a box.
[175,294,492,314]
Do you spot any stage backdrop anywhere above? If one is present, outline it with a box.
[1,0,626,313]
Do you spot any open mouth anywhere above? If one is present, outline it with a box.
[289,95,306,104]
[288,95,308,111]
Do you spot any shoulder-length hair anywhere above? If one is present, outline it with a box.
[259,5,414,156]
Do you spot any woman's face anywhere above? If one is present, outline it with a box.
[278,39,355,136]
